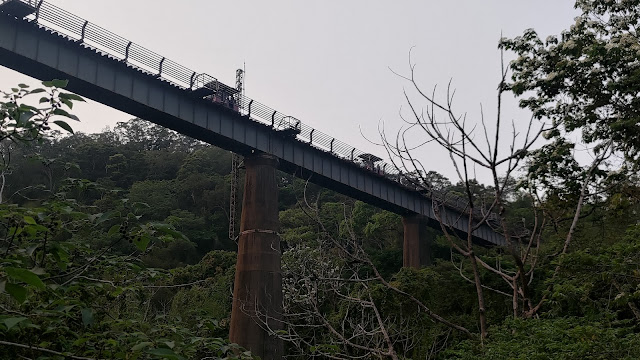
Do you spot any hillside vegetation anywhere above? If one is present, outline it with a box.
[2,1,640,357]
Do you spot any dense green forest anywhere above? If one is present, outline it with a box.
[2,1,640,359]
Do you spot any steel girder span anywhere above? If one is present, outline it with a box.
[0,14,504,246]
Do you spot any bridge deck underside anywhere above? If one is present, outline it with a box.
[0,15,505,246]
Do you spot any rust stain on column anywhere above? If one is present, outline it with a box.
[229,153,283,359]
[402,215,432,268]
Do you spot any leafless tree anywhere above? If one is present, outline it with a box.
[378,49,552,337]
[250,182,472,359]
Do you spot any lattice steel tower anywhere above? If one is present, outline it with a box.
[229,68,244,241]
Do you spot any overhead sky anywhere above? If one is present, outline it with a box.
[0,0,578,181]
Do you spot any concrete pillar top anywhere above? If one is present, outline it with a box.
[244,152,279,167]
[402,214,427,225]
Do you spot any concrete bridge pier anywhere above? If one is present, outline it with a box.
[229,153,283,359]
[402,215,432,268]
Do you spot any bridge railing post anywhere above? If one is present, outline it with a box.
[34,0,43,21]
[124,42,132,61]
[80,20,88,41]
[158,57,165,77]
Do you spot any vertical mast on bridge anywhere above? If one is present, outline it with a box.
[229,67,244,241]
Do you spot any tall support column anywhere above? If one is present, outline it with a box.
[402,215,431,268]
[229,153,283,359]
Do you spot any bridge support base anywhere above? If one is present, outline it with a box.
[229,153,283,359]
[402,215,431,268]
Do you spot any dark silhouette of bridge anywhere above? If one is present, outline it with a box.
[0,1,505,358]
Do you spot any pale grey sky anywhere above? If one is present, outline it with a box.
[0,1,578,180]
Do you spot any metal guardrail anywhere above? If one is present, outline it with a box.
[1,0,500,224]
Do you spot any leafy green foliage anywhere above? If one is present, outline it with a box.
[0,82,254,359]
[445,317,640,360]
[501,0,640,201]
[0,179,249,359]
[0,80,80,143]
[4,23,640,357]
[503,1,640,159]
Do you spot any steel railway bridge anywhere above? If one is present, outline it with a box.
[0,1,506,358]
